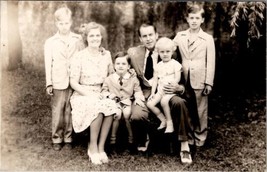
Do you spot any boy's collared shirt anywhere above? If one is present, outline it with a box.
[44,31,83,89]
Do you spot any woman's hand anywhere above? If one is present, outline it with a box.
[128,68,137,77]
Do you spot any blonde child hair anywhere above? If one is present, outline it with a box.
[54,6,72,21]
[155,37,176,52]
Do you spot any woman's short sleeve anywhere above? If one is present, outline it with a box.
[106,51,115,75]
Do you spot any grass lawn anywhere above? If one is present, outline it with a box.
[1,68,266,171]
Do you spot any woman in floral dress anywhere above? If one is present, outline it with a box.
[70,22,118,165]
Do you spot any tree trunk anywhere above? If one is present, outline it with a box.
[7,1,22,70]
[1,1,9,70]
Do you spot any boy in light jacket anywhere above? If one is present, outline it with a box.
[44,6,83,151]
[173,3,216,148]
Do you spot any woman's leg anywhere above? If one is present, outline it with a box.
[98,115,114,153]
[88,113,103,154]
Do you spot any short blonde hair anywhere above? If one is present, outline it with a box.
[187,3,205,18]
[54,6,72,21]
[80,22,107,48]
[155,37,176,52]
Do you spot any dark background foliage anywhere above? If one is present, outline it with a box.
[2,1,266,96]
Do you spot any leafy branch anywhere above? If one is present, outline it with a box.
[230,2,266,47]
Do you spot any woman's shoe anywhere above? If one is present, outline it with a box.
[88,150,102,165]
[99,152,109,163]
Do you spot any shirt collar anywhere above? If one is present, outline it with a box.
[145,49,158,59]
[186,28,206,40]
[113,72,131,80]
[54,31,76,40]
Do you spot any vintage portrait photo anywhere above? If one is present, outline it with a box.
[1,1,266,171]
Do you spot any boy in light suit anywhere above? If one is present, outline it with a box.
[44,6,83,151]
[173,4,215,147]
[101,52,145,152]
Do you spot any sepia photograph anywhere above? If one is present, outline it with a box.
[1,1,266,171]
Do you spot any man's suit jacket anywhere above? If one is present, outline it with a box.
[128,46,153,98]
[173,29,215,89]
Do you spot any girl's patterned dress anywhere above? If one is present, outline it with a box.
[70,49,118,133]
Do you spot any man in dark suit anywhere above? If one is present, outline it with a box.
[127,23,193,164]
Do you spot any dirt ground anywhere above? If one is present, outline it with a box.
[1,68,266,171]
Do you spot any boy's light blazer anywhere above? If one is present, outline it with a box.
[44,32,82,89]
[173,28,215,89]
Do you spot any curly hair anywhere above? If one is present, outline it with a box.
[79,22,108,48]
[155,37,176,52]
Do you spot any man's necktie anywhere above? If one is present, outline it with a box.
[119,76,123,86]
[144,51,153,80]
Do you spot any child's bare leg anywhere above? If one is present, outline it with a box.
[161,94,175,133]
[123,106,133,143]
[110,110,122,144]
[147,93,166,129]
[161,95,174,121]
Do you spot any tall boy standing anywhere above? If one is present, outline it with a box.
[44,6,83,151]
[173,4,215,147]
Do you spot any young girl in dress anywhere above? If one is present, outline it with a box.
[147,37,183,133]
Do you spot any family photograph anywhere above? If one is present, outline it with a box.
[1,1,266,171]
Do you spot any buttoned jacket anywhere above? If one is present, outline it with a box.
[173,29,215,89]
[44,32,83,89]
[102,72,145,105]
